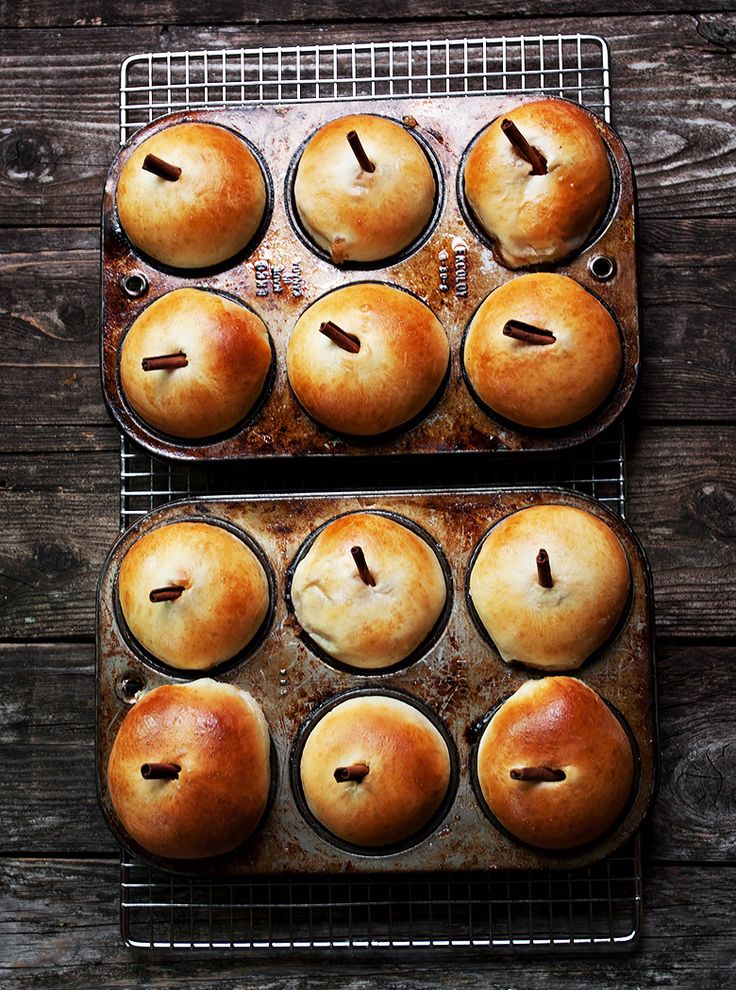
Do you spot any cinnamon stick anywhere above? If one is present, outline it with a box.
[346,130,375,173]
[536,549,553,588]
[142,153,182,181]
[334,763,370,783]
[510,766,566,782]
[351,545,376,587]
[319,320,361,353]
[141,352,189,372]
[503,320,556,345]
[149,585,186,603]
[141,762,181,780]
[500,119,548,175]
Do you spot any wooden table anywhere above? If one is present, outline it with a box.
[1,3,734,987]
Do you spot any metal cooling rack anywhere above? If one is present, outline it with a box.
[117,34,641,952]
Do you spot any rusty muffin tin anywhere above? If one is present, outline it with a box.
[101,95,639,460]
[96,488,656,876]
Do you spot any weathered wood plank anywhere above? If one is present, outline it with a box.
[0,644,114,855]
[0,855,734,987]
[1,637,733,861]
[2,220,735,428]
[627,424,736,639]
[0,472,119,641]
[1,15,735,227]
[1,1,730,29]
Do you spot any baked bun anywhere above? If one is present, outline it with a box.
[469,505,630,671]
[107,679,271,859]
[293,114,436,263]
[476,677,634,849]
[463,99,611,268]
[286,283,449,436]
[290,512,447,669]
[117,122,267,269]
[120,288,272,439]
[463,273,621,429]
[299,695,451,847]
[118,521,270,670]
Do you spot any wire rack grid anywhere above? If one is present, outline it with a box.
[116,35,640,952]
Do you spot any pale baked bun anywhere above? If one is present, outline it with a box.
[286,283,449,436]
[120,288,272,439]
[118,521,270,670]
[117,122,267,268]
[463,99,611,268]
[299,695,452,847]
[107,679,271,859]
[463,273,621,429]
[469,505,630,671]
[293,114,436,263]
[290,512,447,669]
[476,677,634,849]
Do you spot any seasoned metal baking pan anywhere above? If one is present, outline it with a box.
[101,95,639,461]
[96,488,656,876]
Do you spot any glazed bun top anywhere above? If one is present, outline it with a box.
[293,114,436,264]
[463,99,611,269]
[476,677,634,849]
[120,288,272,439]
[290,512,447,669]
[463,273,622,429]
[469,504,630,671]
[299,695,452,848]
[116,122,267,269]
[286,282,449,437]
[118,521,270,670]
[107,679,271,859]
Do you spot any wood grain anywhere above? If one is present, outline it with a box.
[627,424,736,639]
[1,15,735,226]
[2,1,730,28]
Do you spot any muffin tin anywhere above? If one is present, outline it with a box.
[96,488,657,876]
[101,94,639,460]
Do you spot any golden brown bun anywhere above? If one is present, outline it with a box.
[294,114,436,263]
[118,521,270,670]
[300,695,451,847]
[469,505,630,671]
[476,677,634,849]
[291,512,446,669]
[463,274,621,429]
[107,679,271,859]
[463,100,611,268]
[120,288,272,439]
[286,283,449,436]
[117,122,267,268]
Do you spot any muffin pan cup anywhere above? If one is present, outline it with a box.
[101,95,639,460]
[96,488,656,876]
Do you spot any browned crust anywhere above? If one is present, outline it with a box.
[117,122,266,269]
[463,273,622,429]
[119,288,272,439]
[477,677,634,850]
[300,696,451,847]
[107,680,271,859]
[468,504,631,670]
[286,283,449,436]
[118,521,269,670]
[291,512,447,668]
[294,114,436,263]
[463,99,611,269]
